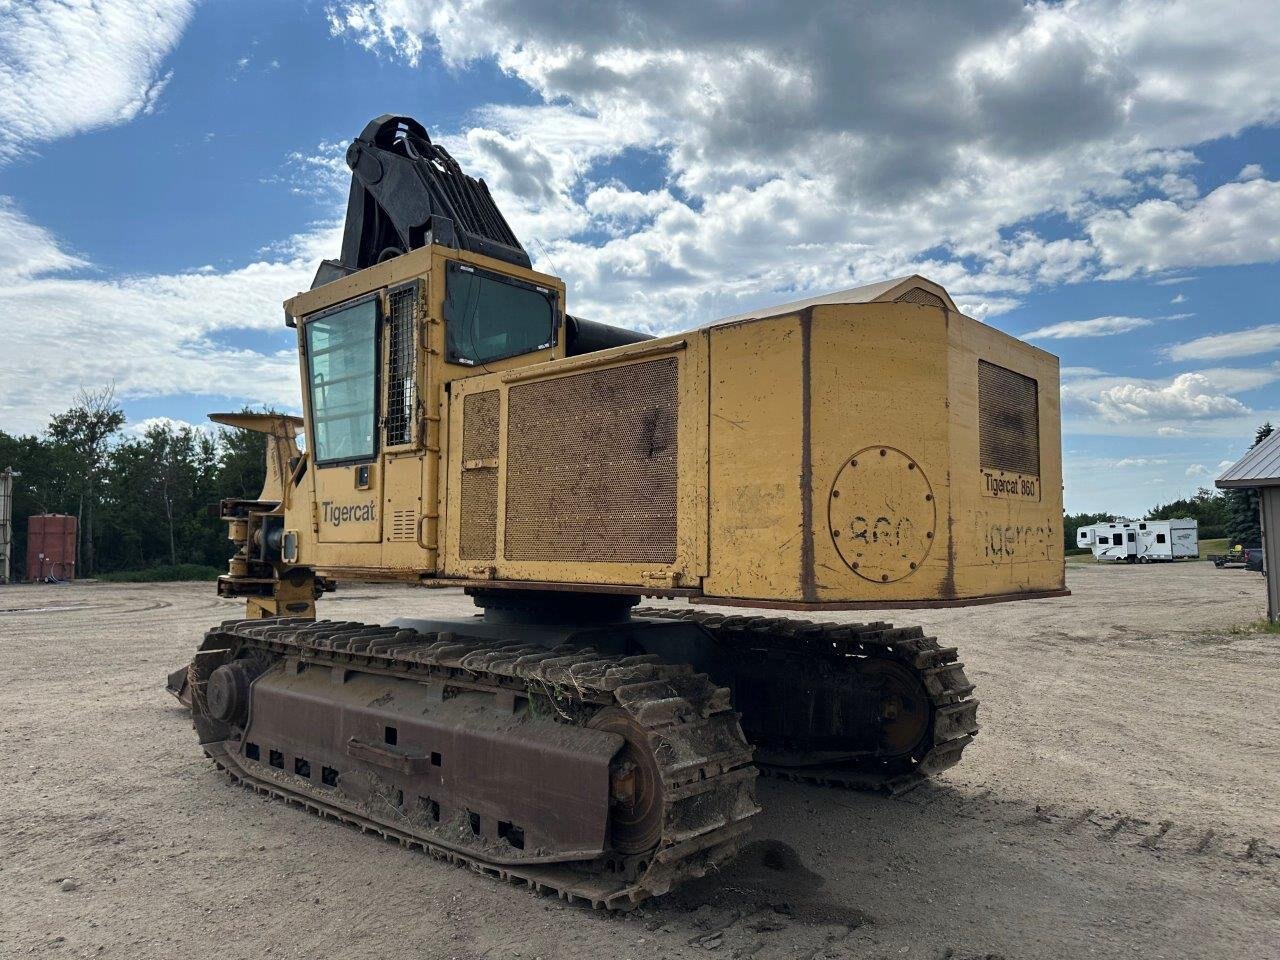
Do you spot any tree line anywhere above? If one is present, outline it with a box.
[0,388,266,579]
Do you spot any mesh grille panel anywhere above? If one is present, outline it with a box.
[979,360,1040,476]
[505,358,679,563]
[458,390,500,560]
[894,287,946,308]
[386,286,417,446]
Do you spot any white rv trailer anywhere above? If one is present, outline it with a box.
[1138,518,1199,560]
[1076,519,1199,562]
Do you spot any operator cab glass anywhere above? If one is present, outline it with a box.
[444,262,557,366]
[305,297,378,465]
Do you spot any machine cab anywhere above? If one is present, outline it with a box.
[282,245,569,575]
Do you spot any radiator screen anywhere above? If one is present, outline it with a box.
[504,358,679,562]
[978,360,1040,476]
[458,390,500,560]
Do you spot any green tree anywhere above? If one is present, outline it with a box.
[1148,487,1230,539]
[45,386,126,575]
[1063,511,1113,551]
[100,423,224,569]
[1225,422,1274,548]
[4,394,283,577]
[216,417,269,500]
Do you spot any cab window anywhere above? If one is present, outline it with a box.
[444,262,557,366]
[305,297,378,465]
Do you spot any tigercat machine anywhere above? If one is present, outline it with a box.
[172,115,1065,909]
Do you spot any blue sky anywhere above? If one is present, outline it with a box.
[1,0,1279,518]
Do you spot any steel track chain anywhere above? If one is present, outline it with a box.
[194,617,760,910]
[633,607,980,794]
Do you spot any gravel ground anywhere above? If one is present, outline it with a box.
[0,561,1276,960]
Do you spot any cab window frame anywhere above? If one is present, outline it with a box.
[443,260,559,367]
[302,292,382,469]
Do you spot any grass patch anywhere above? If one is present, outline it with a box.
[98,564,222,583]
[1230,619,1280,635]
[1199,538,1229,557]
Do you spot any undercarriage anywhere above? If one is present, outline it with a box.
[173,589,979,908]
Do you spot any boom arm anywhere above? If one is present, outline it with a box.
[313,114,530,289]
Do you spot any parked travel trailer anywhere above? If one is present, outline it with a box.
[1137,519,1199,560]
[1076,519,1198,563]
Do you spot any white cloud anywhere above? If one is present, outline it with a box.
[1165,324,1280,362]
[1088,177,1280,276]
[1061,366,1106,378]
[1158,426,1187,436]
[584,185,677,227]
[1217,458,1236,470]
[1115,458,1168,467]
[1064,372,1250,423]
[1186,463,1210,477]
[128,416,211,437]
[1188,365,1280,393]
[1024,315,1153,339]
[1171,293,1187,304]
[1239,163,1265,181]
[0,202,313,435]
[0,198,86,279]
[0,0,196,160]
[1156,173,1199,201]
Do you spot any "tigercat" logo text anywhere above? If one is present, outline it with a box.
[321,500,376,526]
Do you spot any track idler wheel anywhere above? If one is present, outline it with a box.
[205,661,254,725]
[861,659,930,756]
[588,707,664,855]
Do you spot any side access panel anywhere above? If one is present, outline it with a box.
[441,337,710,590]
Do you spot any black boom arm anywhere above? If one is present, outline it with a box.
[313,115,530,288]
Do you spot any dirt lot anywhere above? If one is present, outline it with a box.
[1,562,1277,960]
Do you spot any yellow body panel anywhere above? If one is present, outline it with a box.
[705,317,806,599]
[274,247,1064,608]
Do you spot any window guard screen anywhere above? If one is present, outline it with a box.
[306,298,378,464]
[385,285,417,446]
[444,262,556,366]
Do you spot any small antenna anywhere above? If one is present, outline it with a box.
[533,238,562,277]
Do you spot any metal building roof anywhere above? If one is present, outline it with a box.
[701,274,959,329]
[1217,429,1280,488]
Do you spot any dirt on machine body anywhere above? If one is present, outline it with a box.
[171,114,1064,907]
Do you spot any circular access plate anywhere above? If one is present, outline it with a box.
[828,446,936,583]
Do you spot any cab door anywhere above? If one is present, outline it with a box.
[303,293,383,545]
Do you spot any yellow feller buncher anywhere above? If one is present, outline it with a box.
[170,115,1066,908]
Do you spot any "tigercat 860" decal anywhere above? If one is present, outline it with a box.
[980,470,1040,501]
